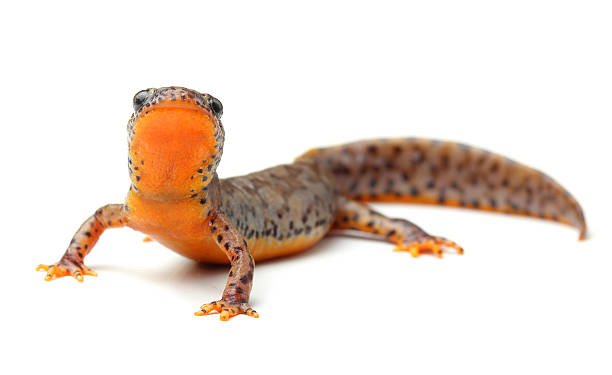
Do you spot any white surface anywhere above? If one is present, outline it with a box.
[1,1,611,374]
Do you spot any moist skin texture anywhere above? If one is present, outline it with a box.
[37,86,587,321]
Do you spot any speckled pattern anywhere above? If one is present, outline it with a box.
[38,86,587,321]
[219,160,337,261]
[297,138,586,239]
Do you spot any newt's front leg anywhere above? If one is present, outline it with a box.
[37,204,126,281]
[195,212,258,321]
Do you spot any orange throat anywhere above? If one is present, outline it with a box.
[128,103,218,201]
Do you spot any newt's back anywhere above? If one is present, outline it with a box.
[220,161,337,261]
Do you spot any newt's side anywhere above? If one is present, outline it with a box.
[38,87,587,320]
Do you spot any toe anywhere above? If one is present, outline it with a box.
[36,264,49,272]
[220,310,231,321]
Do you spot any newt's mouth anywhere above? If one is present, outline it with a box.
[136,101,214,120]
[131,86,222,121]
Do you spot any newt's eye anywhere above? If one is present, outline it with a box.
[208,96,223,119]
[133,89,151,113]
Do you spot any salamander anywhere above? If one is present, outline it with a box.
[37,86,587,321]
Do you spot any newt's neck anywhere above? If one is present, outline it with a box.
[125,174,223,231]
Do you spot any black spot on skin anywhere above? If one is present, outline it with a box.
[366,221,375,227]
[410,187,419,196]
[438,192,446,204]
[136,176,141,181]
[367,145,378,154]
[240,276,248,284]
[217,235,223,243]
[472,199,480,208]
[84,232,91,237]
[229,282,237,287]
[190,193,198,198]
[386,230,397,238]
[331,165,351,175]
[501,178,509,187]
[369,178,377,188]
[248,270,253,281]
[426,180,435,189]
[200,198,207,205]
[440,154,450,169]
[197,168,203,173]
[224,242,231,250]
[489,198,497,208]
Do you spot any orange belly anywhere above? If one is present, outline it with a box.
[125,191,327,264]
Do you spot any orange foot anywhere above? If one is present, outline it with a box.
[194,300,259,321]
[36,259,97,282]
[394,236,464,258]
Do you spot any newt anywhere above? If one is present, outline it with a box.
[37,86,587,320]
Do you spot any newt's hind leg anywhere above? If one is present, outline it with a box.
[333,196,463,258]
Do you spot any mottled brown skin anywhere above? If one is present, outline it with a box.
[38,87,587,321]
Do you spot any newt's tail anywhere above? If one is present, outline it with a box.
[296,138,587,240]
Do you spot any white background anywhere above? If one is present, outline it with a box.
[1,1,611,374]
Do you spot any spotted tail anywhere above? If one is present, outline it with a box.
[296,138,587,240]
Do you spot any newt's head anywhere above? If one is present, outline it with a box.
[127,87,224,201]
